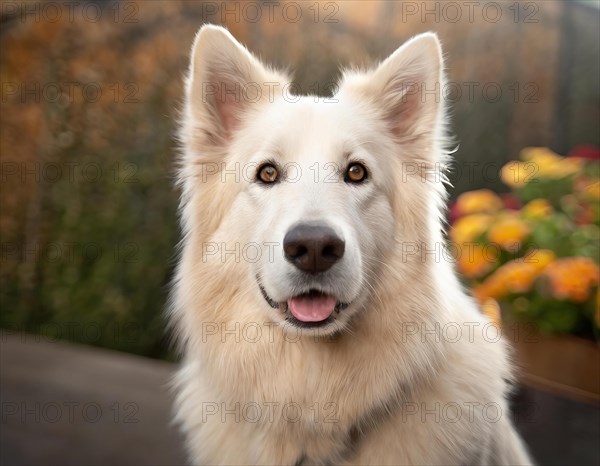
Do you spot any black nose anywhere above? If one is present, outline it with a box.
[283,224,345,274]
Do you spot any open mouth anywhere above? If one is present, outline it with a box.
[259,283,350,328]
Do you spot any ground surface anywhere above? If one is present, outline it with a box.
[1,332,599,465]
[0,332,186,466]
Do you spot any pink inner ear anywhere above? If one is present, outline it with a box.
[391,92,419,136]
[215,91,240,139]
[213,79,264,139]
[386,77,437,137]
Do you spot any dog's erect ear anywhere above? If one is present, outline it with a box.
[339,33,444,140]
[186,25,287,145]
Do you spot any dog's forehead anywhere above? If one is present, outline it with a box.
[252,97,370,162]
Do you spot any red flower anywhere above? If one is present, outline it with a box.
[501,193,521,210]
[575,205,595,225]
[567,145,600,160]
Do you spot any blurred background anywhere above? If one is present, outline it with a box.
[1,1,599,465]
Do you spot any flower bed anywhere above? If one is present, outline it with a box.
[450,146,600,401]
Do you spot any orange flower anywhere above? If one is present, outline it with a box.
[481,298,502,327]
[584,181,600,200]
[457,243,495,279]
[473,250,554,302]
[473,280,504,303]
[501,262,539,294]
[543,257,600,303]
[487,214,530,252]
[594,290,600,328]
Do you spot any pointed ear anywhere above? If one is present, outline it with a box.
[185,25,288,147]
[338,33,444,140]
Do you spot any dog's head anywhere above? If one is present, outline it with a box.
[178,25,447,337]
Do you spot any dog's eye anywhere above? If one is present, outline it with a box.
[345,163,368,183]
[257,164,279,184]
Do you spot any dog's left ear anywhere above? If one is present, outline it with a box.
[338,33,444,140]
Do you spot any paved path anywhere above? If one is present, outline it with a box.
[1,331,599,465]
[1,332,186,466]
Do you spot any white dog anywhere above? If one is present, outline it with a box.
[169,24,533,465]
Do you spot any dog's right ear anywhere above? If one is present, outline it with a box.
[337,33,444,144]
[185,25,287,147]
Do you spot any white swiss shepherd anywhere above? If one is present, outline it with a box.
[169,24,533,465]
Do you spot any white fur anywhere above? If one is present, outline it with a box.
[170,24,533,465]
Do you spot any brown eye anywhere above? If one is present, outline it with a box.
[345,162,368,183]
[257,164,279,184]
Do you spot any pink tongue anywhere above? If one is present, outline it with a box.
[288,294,336,322]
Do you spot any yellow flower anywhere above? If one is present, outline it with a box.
[527,249,556,272]
[522,199,554,220]
[520,147,562,162]
[521,147,562,177]
[543,257,600,303]
[501,161,530,188]
[487,214,530,252]
[450,214,492,244]
[560,158,584,176]
[455,189,503,216]
[520,147,582,179]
